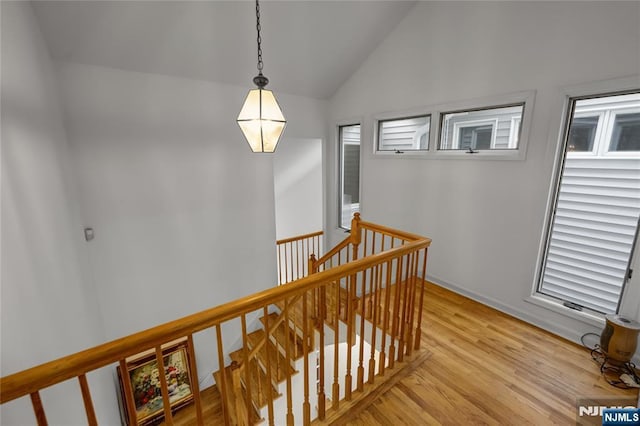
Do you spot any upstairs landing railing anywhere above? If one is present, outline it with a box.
[276,231,323,286]
[0,215,431,426]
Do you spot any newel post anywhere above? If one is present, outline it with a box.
[309,254,319,322]
[350,213,362,261]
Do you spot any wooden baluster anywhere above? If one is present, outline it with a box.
[377,235,386,321]
[290,242,295,283]
[77,374,97,426]
[332,280,340,410]
[186,334,204,426]
[344,274,353,401]
[378,260,391,377]
[362,228,368,265]
[318,284,326,420]
[155,346,174,425]
[357,269,366,392]
[397,254,411,363]
[230,362,245,426]
[312,235,316,261]
[295,240,300,281]
[302,291,311,425]
[274,318,281,389]
[254,360,262,411]
[415,248,429,350]
[367,232,376,315]
[241,315,252,425]
[278,244,283,285]
[284,299,294,426]
[405,252,419,357]
[119,359,137,425]
[314,235,318,259]
[263,307,275,426]
[215,325,230,425]
[388,257,402,369]
[293,299,298,359]
[368,262,381,384]
[309,255,317,321]
[30,391,48,426]
[284,243,290,284]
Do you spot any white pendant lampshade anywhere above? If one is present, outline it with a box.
[237,0,286,153]
[237,88,286,153]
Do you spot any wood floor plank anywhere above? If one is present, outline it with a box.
[336,281,638,425]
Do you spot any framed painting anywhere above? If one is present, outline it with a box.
[117,338,194,425]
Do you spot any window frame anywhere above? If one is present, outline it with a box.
[337,122,362,231]
[371,91,535,160]
[602,106,640,157]
[528,76,640,326]
[373,108,432,156]
[436,101,529,158]
[563,111,604,157]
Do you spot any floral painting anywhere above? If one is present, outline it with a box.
[118,340,194,425]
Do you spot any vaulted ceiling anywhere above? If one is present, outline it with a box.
[32,1,416,99]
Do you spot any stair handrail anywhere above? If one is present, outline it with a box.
[0,233,431,405]
[275,231,323,246]
[312,213,423,274]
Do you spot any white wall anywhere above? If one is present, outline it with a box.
[55,62,327,386]
[327,2,640,345]
[273,138,323,240]
[0,3,119,424]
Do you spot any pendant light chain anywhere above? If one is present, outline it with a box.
[256,0,263,74]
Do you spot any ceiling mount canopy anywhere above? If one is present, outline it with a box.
[237,0,286,153]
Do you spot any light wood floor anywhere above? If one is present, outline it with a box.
[165,281,638,425]
[338,282,638,425]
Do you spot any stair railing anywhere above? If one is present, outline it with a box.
[0,216,430,426]
[276,231,323,285]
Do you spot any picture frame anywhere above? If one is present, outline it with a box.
[117,338,194,425]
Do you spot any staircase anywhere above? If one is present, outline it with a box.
[213,310,308,425]
[0,214,431,426]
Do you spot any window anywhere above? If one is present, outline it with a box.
[567,115,600,152]
[377,115,430,153]
[439,104,524,151]
[537,92,640,315]
[609,112,640,151]
[339,124,361,229]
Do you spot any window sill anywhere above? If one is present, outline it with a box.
[431,149,526,161]
[525,294,605,328]
[371,149,526,160]
[373,150,430,158]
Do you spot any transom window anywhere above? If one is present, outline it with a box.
[377,115,430,153]
[439,104,524,151]
[564,93,640,156]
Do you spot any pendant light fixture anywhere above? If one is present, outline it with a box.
[237,0,286,153]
